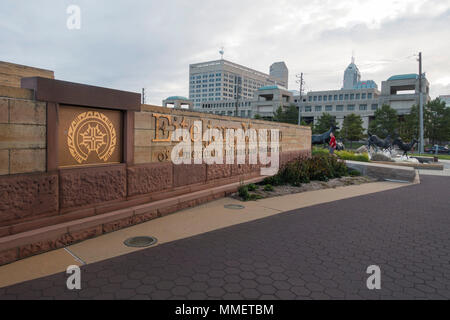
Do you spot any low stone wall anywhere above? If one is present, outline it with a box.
[0,73,311,265]
[346,160,417,182]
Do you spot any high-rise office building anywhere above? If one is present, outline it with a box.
[189,59,288,109]
[270,62,289,88]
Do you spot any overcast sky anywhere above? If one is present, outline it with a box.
[1,0,449,104]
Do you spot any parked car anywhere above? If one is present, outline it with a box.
[424,145,450,154]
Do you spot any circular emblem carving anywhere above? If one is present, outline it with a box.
[67,111,117,164]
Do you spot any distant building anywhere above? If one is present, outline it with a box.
[189,59,288,110]
[200,85,293,119]
[162,96,193,109]
[296,58,431,131]
[270,62,289,89]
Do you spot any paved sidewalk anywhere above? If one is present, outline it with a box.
[1,175,449,299]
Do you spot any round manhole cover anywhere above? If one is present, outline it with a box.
[124,236,158,248]
[224,204,245,210]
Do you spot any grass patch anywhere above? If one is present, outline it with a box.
[335,150,369,162]
[410,153,450,160]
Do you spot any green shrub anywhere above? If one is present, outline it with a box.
[335,150,369,162]
[272,154,349,186]
[247,183,257,191]
[263,175,282,186]
[348,168,361,176]
[263,184,274,192]
[248,194,263,201]
[238,185,249,201]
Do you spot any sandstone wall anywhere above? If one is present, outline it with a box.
[0,89,46,175]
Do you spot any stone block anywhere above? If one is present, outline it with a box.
[0,124,46,149]
[0,98,8,123]
[0,149,8,175]
[134,147,152,164]
[134,111,155,129]
[127,162,173,196]
[0,172,58,224]
[9,100,46,125]
[10,149,45,174]
[59,164,127,209]
[173,163,206,187]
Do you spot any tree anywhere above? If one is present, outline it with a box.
[272,104,299,124]
[399,104,419,141]
[341,113,364,149]
[313,113,338,135]
[253,114,262,120]
[425,98,450,145]
[368,104,398,138]
[399,99,450,145]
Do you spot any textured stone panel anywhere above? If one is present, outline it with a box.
[10,149,45,174]
[207,164,232,181]
[0,172,58,224]
[0,248,18,266]
[173,164,206,188]
[127,162,173,196]
[59,165,126,209]
[9,100,46,125]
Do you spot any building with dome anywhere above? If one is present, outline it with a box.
[295,58,430,131]
[162,96,193,109]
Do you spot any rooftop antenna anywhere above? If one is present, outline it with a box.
[351,50,355,64]
[219,47,224,60]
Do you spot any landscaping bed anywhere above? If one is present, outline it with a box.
[232,153,376,201]
[231,176,376,201]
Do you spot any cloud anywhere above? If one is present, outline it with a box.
[0,0,449,104]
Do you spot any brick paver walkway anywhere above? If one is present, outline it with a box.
[1,175,449,300]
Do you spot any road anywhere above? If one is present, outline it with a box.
[1,175,449,300]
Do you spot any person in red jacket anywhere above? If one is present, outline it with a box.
[329,132,337,154]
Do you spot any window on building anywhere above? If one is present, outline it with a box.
[323,96,327,101]
[368,93,373,99]
[318,96,322,101]
[359,104,367,111]
[344,94,349,100]
[371,104,378,110]
[313,96,317,102]
[350,94,354,100]
[325,105,332,111]
[347,105,355,111]
[334,95,338,101]
[362,93,366,99]
[356,93,360,99]
[308,96,312,102]
[315,105,322,112]
[305,106,312,112]
[336,105,344,111]
[339,94,343,100]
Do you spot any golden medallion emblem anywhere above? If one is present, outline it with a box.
[67,111,117,164]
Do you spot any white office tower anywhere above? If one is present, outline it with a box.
[270,62,289,89]
[342,57,361,89]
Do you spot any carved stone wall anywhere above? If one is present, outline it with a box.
[59,164,127,209]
